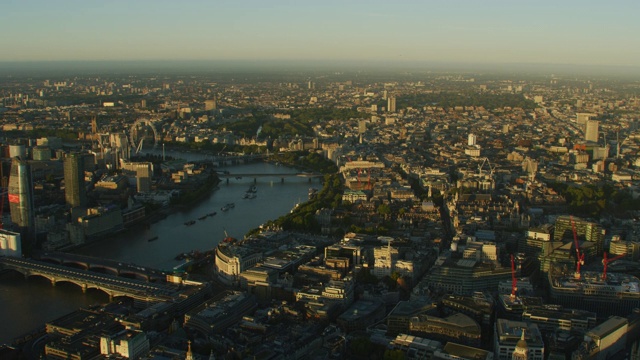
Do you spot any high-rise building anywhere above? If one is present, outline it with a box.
[358,120,367,135]
[136,163,152,193]
[585,120,599,142]
[8,157,34,248]
[468,133,477,146]
[388,96,396,112]
[64,152,87,208]
[576,113,595,126]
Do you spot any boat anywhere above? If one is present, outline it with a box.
[220,205,230,212]
[184,220,196,226]
[248,185,257,193]
[227,202,235,208]
[207,212,217,217]
[198,215,208,221]
[147,236,159,242]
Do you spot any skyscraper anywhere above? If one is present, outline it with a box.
[387,96,397,113]
[468,133,477,146]
[64,152,87,208]
[8,157,34,249]
[585,120,599,143]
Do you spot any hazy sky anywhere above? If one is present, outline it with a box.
[1,0,638,67]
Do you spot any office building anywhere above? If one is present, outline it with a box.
[576,113,595,126]
[388,96,397,112]
[64,152,87,208]
[433,342,494,360]
[8,157,35,246]
[204,99,217,111]
[468,133,477,146]
[585,120,599,142]
[409,313,482,347]
[136,164,152,193]
[553,216,604,255]
[358,120,367,135]
[573,316,628,360]
[100,330,150,359]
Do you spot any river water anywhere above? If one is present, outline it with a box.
[0,155,316,344]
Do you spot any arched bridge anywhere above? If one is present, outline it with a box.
[216,172,323,179]
[0,256,178,303]
[35,251,166,282]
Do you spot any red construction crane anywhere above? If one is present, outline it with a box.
[570,216,585,280]
[510,254,518,300]
[602,252,626,281]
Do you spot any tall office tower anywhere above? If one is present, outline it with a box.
[8,157,34,249]
[387,96,397,112]
[585,120,599,142]
[136,163,152,193]
[64,152,87,208]
[468,133,477,146]
[91,116,98,134]
[358,120,367,135]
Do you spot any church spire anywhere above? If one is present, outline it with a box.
[186,340,194,360]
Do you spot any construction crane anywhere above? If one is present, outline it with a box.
[602,252,626,281]
[510,254,518,300]
[571,216,585,280]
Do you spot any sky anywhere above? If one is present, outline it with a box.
[1,0,639,67]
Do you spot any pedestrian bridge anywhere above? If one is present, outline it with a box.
[0,256,178,302]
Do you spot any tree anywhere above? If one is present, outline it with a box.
[377,204,392,218]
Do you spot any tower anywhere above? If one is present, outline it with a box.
[512,329,528,360]
[8,157,34,251]
[387,96,396,112]
[91,116,98,134]
[585,120,599,143]
[185,340,194,360]
[64,152,87,208]
[468,133,477,146]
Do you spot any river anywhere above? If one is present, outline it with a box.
[0,156,316,344]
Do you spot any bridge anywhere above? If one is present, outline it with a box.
[35,251,166,282]
[217,171,323,183]
[0,256,180,303]
[199,153,269,166]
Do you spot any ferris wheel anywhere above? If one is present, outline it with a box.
[129,118,160,154]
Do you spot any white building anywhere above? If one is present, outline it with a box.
[0,229,22,257]
[468,133,477,146]
[585,120,599,142]
[100,330,150,359]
